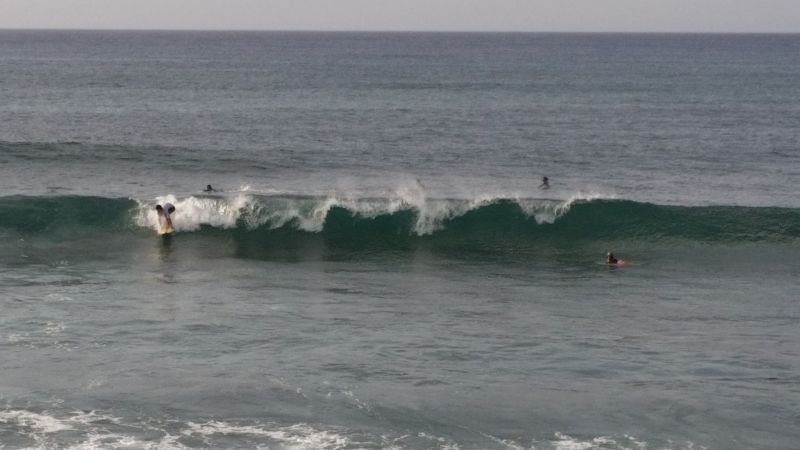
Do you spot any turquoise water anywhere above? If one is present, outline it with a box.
[1,32,799,449]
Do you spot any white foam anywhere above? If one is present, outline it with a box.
[63,432,188,450]
[0,410,72,434]
[550,432,700,450]
[69,410,120,426]
[0,409,189,450]
[417,431,461,450]
[0,407,705,450]
[517,190,616,224]
[43,321,64,336]
[44,293,72,302]
[552,432,605,450]
[476,431,529,450]
[134,185,617,236]
[183,421,350,450]
[83,377,107,390]
[136,194,253,232]
[340,389,374,413]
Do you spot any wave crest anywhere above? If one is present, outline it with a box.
[1,194,798,245]
[135,193,593,236]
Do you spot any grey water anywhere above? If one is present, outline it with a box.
[0,31,799,449]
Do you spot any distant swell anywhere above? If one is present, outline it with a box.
[1,195,799,245]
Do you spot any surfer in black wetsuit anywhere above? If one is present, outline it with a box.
[606,251,618,264]
[204,184,215,192]
[539,176,549,189]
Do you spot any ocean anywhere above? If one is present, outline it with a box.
[0,31,798,449]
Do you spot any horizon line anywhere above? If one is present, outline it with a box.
[1,27,799,35]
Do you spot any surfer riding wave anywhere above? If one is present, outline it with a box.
[156,202,176,234]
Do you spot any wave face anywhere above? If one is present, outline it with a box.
[2,195,799,247]
[0,195,136,234]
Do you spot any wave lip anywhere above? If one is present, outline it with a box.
[134,190,608,237]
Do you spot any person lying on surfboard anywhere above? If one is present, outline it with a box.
[606,251,625,265]
[156,202,175,232]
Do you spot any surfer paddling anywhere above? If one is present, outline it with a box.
[606,251,625,265]
[156,202,176,234]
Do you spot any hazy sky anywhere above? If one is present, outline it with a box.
[2,0,800,33]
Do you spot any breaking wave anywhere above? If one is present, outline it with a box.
[1,194,798,245]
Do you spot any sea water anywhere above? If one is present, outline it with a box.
[0,31,799,449]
